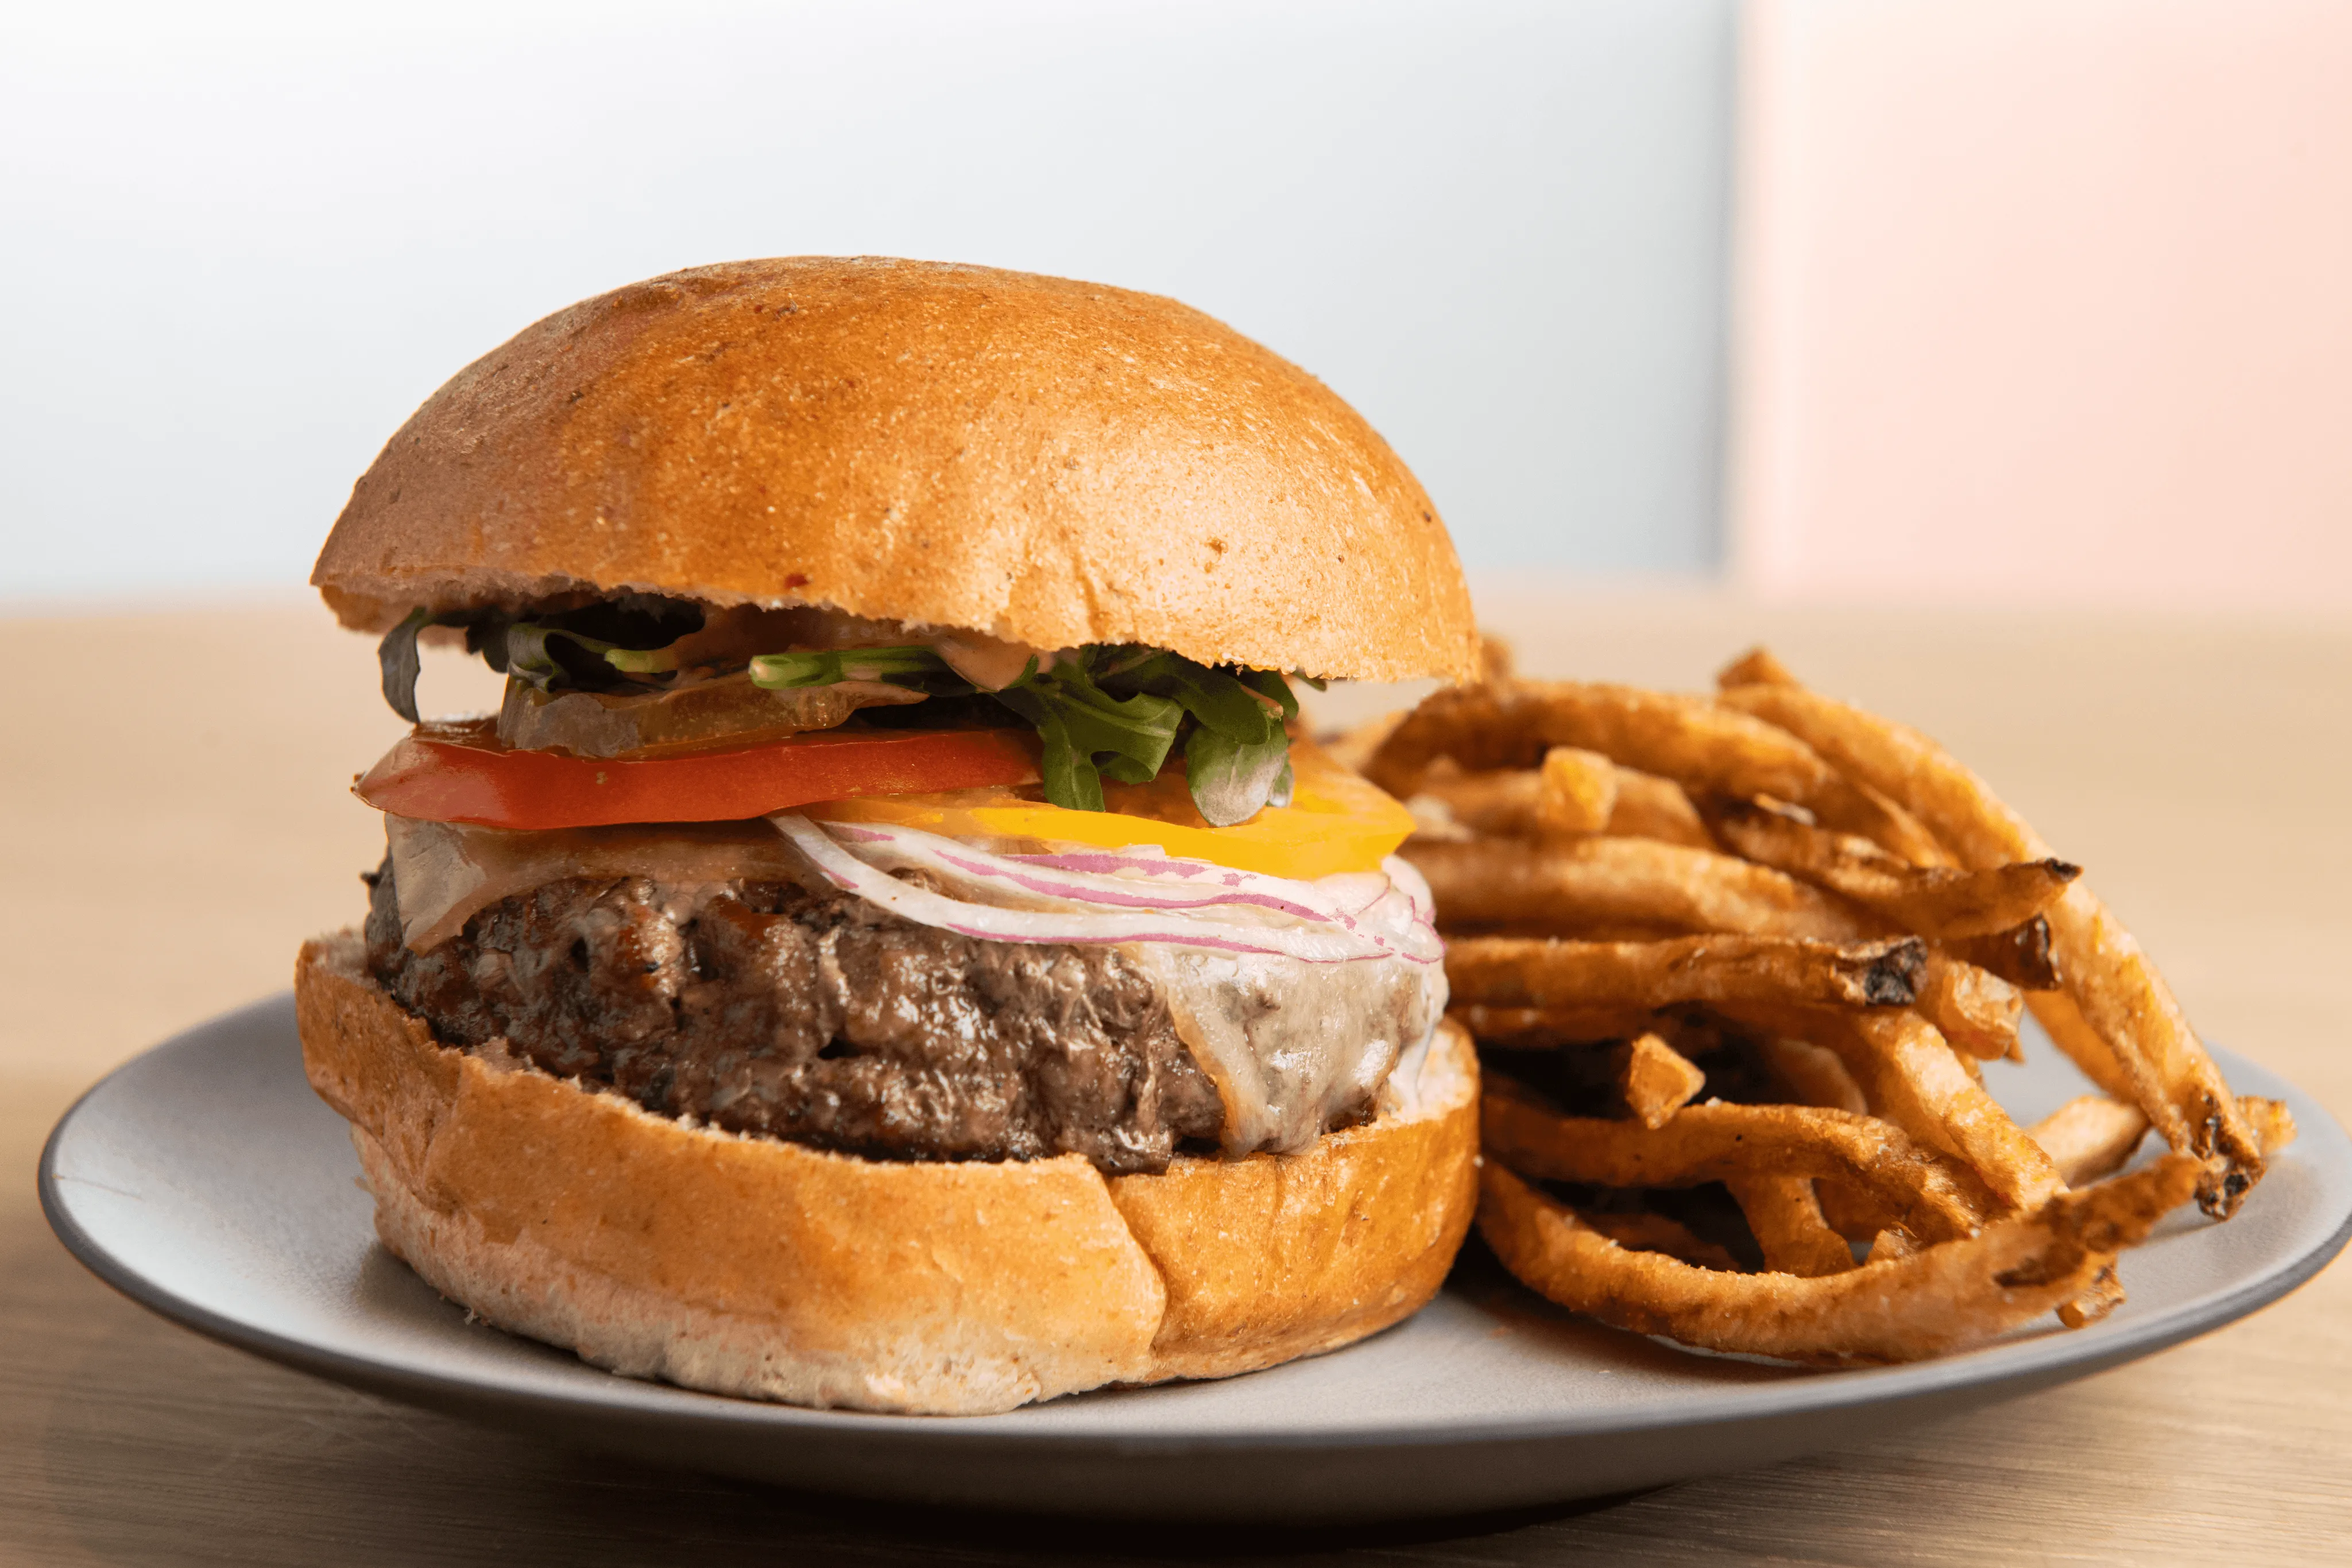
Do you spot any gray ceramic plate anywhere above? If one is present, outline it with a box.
[40,996,2352,1523]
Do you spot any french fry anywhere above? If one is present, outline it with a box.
[2057,1264,2127,1329]
[1480,632,1517,682]
[2028,1096,2152,1186]
[1320,708,1407,776]
[1704,796,2078,939]
[2238,1096,2300,1157]
[1536,746,1617,834]
[1717,677,2264,1214]
[2026,989,2142,1104]
[1367,682,1946,864]
[1726,1175,1856,1277]
[1817,1180,1901,1245]
[1404,837,1877,943]
[1620,1032,1706,1129]
[1479,1154,2202,1364]
[1716,646,1800,688]
[1408,761,1715,849]
[1480,1090,1984,1242]
[1607,768,1717,849]
[1759,1036,1870,1115]
[1832,1010,2061,1211]
[1406,768,1542,838]
[1867,1228,1920,1264]
[1447,935,1926,1015]
[1945,917,2063,992]
[1729,1005,2061,1211]
[1578,1209,1739,1270]
[1916,952,2024,1062]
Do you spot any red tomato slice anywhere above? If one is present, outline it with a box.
[356,723,1042,829]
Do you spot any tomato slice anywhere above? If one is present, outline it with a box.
[356,722,1041,829]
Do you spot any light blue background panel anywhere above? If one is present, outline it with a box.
[0,1,1735,599]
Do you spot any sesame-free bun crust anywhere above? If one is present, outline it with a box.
[311,257,1479,684]
[295,934,1479,1415]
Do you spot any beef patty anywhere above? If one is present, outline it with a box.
[363,858,1225,1174]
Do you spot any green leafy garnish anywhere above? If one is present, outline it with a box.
[378,600,1306,823]
[748,646,960,692]
[378,607,433,723]
[993,663,1186,812]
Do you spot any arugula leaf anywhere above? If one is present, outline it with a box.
[994,661,1185,811]
[748,645,957,691]
[388,599,1305,825]
[377,608,432,723]
[1089,651,1298,823]
[1183,721,1292,826]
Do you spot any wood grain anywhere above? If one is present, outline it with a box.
[4,593,2349,1563]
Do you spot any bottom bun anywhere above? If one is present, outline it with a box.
[295,934,1479,1415]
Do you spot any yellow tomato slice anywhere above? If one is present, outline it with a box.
[803,734,1414,880]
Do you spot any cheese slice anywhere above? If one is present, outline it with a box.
[803,735,1413,880]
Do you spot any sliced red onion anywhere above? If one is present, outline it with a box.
[816,815,1441,961]
[769,814,1438,964]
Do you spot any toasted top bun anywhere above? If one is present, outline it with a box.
[312,257,1479,684]
[296,934,1480,1415]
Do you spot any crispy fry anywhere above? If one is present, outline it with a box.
[2025,989,2141,1104]
[1817,1180,1900,1244]
[1447,935,1926,1015]
[1480,632,1517,682]
[1404,837,1877,942]
[1319,708,1407,776]
[1406,768,1539,837]
[1607,768,1717,849]
[1704,796,2078,939]
[1867,1228,1920,1263]
[1725,1175,1855,1276]
[1620,1033,1707,1129]
[1367,681,1945,864]
[1480,1091,1983,1242]
[1917,952,2024,1062]
[1754,1038,1909,1238]
[1716,646,1800,688]
[2238,1096,2299,1156]
[1717,680,2263,1214]
[1537,746,1618,835]
[2058,1264,2127,1329]
[1731,1005,2061,1211]
[1834,1010,2061,1211]
[1578,1209,1739,1270]
[1760,1036,1870,1115]
[1408,761,1714,849]
[2028,1096,2152,1187]
[1947,917,2063,992]
[1479,1155,2201,1364]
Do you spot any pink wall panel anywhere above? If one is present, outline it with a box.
[1731,0,2352,607]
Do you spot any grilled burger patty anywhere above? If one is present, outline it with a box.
[363,858,1226,1174]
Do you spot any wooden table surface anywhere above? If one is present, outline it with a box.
[4,590,2347,1565]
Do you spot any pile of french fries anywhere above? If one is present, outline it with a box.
[1353,645,2293,1364]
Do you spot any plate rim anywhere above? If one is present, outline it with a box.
[38,992,2352,1456]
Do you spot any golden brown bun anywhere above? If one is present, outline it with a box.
[311,257,1479,684]
[295,934,1479,1414]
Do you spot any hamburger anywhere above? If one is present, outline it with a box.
[296,256,1483,1415]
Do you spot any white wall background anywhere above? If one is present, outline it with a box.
[0,0,1734,601]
